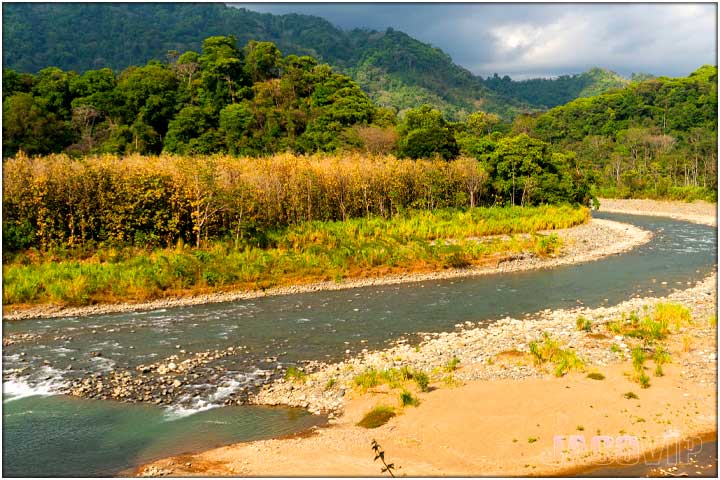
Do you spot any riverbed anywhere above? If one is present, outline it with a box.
[2,211,716,476]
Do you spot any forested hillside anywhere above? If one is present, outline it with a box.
[483,68,629,109]
[528,66,718,200]
[3,3,635,119]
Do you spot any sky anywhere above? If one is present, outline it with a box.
[233,3,717,80]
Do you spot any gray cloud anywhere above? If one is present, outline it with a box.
[232,3,716,79]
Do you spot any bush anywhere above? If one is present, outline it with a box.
[533,233,561,257]
[529,332,585,376]
[353,369,382,390]
[413,371,430,392]
[586,372,605,380]
[400,390,419,407]
[357,406,396,429]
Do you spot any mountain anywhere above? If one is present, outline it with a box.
[483,67,630,109]
[529,65,717,200]
[3,3,632,119]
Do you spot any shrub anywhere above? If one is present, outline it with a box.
[444,356,461,372]
[631,347,646,372]
[533,233,561,257]
[400,390,419,407]
[653,302,691,331]
[354,369,381,390]
[652,348,671,377]
[412,371,430,392]
[623,391,639,400]
[325,378,337,390]
[529,332,585,376]
[586,372,605,380]
[357,406,396,429]
[576,316,592,332]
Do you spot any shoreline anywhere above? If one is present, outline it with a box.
[136,197,717,477]
[597,197,716,227]
[137,270,717,477]
[3,217,650,321]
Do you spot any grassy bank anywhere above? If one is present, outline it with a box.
[3,205,588,307]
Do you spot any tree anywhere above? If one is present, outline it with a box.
[451,157,488,208]
[219,102,254,154]
[243,41,282,83]
[398,105,459,160]
[199,36,249,111]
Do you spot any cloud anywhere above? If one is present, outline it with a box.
[232,3,716,79]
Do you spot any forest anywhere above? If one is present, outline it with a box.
[2,3,647,120]
[2,33,717,258]
[528,65,717,200]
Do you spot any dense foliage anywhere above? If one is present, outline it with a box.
[3,204,588,306]
[2,152,592,254]
[2,3,634,120]
[529,66,718,200]
[2,36,388,157]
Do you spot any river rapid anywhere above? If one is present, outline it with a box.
[2,212,716,477]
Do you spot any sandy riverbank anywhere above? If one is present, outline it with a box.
[3,216,650,321]
[137,270,717,476]
[137,198,717,477]
[598,198,716,227]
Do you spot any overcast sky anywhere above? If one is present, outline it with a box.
[233,3,717,79]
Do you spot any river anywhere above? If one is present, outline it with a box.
[2,212,716,477]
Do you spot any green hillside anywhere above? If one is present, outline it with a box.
[3,3,632,120]
[483,68,630,109]
[529,65,717,200]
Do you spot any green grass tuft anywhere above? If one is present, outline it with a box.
[357,406,396,429]
[400,390,420,407]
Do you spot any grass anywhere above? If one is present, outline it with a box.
[528,437,538,444]
[607,303,690,344]
[357,406,396,429]
[3,205,588,307]
[353,366,429,392]
[325,378,337,390]
[442,374,463,387]
[586,372,605,380]
[624,391,639,400]
[444,356,461,372]
[285,366,307,382]
[399,390,420,407]
[576,316,592,332]
[529,332,585,377]
[652,348,671,377]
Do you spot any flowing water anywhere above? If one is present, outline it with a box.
[2,212,716,477]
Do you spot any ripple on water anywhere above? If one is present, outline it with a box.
[89,357,116,373]
[3,366,66,402]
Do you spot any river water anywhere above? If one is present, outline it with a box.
[2,212,717,477]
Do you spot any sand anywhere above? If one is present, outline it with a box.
[135,198,717,477]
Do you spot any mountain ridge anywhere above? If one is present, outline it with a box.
[3,3,635,118]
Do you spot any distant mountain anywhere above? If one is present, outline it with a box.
[2,3,634,119]
[482,68,630,109]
